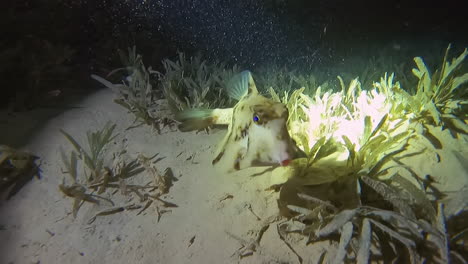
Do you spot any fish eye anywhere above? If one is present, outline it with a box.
[253,115,259,122]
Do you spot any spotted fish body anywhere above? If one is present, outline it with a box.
[176,71,304,171]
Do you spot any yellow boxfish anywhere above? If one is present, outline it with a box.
[176,70,304,171]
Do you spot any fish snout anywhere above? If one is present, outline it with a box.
[276,148,293,166]
[278,139,306,166]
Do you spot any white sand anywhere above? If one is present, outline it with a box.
[0,88,466,263]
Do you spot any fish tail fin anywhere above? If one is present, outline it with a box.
[175,108,217,132]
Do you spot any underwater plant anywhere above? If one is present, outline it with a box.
[0,145,40,199]
[255,67,298,95]
[374,45,468,139]
[265,61,467,262]
[59,122,177,219]
[59,122,120,217]
[60,122,118,187]
[159,52,239,112]
[91,46,168,131]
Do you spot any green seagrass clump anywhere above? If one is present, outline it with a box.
[266,45,467,263]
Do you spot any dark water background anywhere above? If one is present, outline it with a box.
[1,0,468,109]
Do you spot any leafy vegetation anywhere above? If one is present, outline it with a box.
[92,47,242,133]
[159,52,239,111]
[59,122,177,220]
[374,45,468,137]
[267,45,468,263]
[59,122,121,217]
[0,145,40,199]
[91,46,168,131]
[91,46,160,131]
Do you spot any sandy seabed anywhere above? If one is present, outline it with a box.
[0,88,467,264]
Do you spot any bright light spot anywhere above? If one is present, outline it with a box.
[292,84,393,156]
